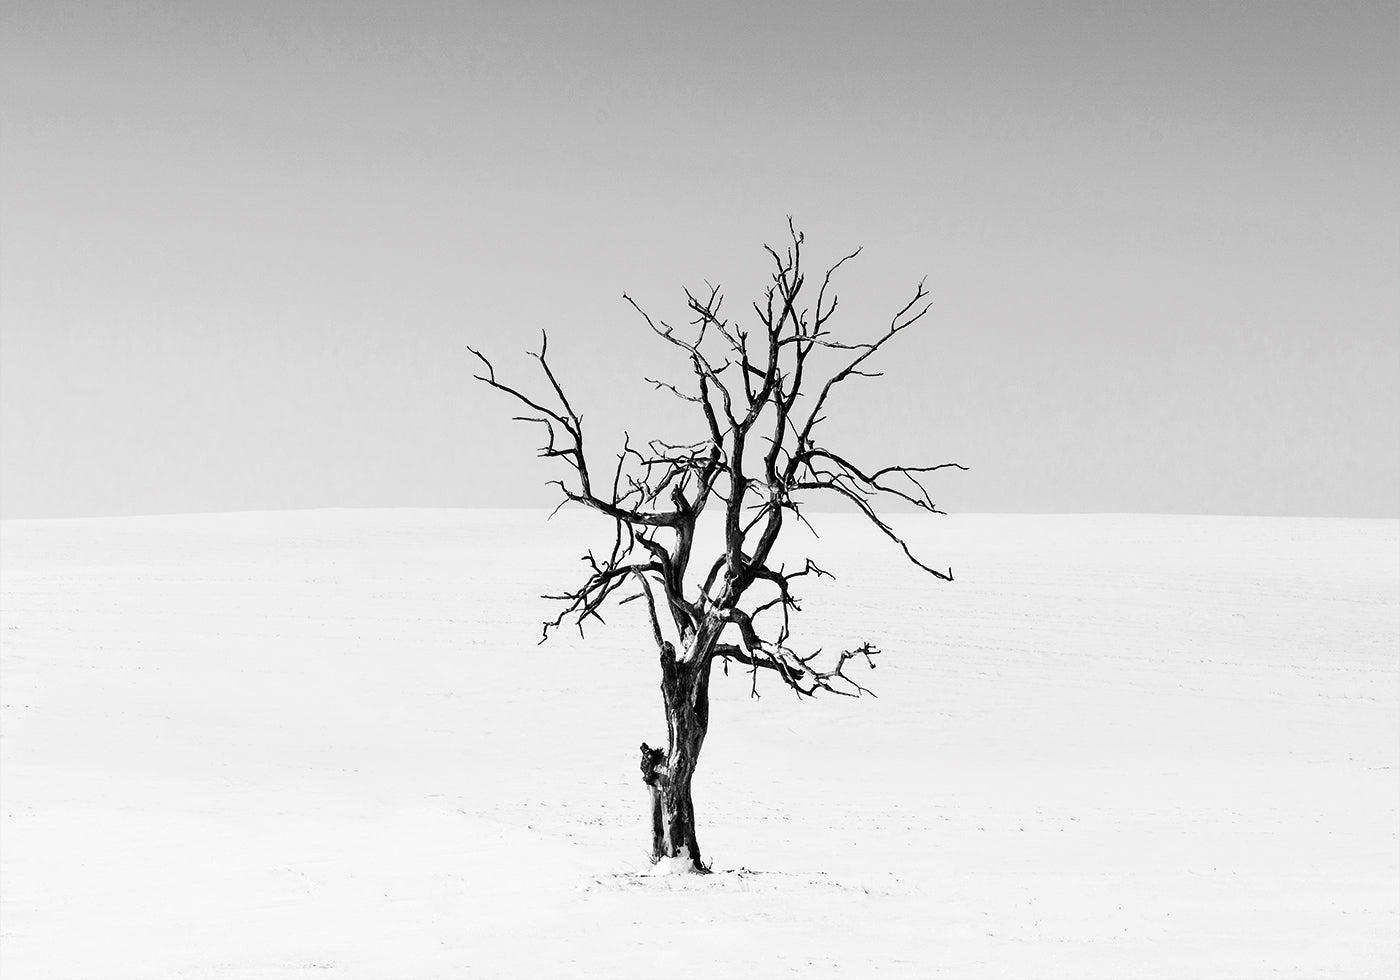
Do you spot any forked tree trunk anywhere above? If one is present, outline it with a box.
[639,644,712,872]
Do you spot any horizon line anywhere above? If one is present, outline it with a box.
[3,505,1396,523]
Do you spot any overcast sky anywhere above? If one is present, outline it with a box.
[2,1,1396,519]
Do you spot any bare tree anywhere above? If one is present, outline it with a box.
[470,223,964,872]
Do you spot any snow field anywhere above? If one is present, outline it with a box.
[1,510,1396,978]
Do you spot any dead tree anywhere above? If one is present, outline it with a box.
[470,223,964,872]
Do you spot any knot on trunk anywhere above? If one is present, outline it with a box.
[639,742,666,786]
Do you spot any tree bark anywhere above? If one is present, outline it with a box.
[639,643,712,872]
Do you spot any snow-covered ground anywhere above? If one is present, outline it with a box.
[1,509,1396,978]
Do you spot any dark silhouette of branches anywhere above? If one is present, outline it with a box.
[471,220,965,698]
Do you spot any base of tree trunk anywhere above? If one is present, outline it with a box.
[641,845,709,876]
[640,739,709,874]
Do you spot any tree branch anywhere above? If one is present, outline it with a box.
[471,222,963,681]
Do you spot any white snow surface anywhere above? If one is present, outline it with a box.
[1,509,1396,978]
[641,846,699,877]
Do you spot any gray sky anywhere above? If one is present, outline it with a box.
[2,1,1396,519]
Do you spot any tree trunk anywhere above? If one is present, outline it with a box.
[639,643,712,873]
